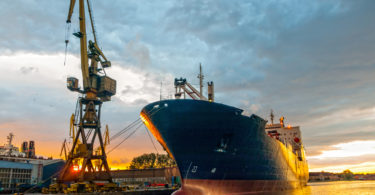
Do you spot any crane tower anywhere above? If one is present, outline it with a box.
[59,0,116,182]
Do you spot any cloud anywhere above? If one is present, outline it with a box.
[111,158,130,166]
[0,53,169,160]
[309,140,375,159]
[0,1,67,53]
[309,161,375,173]
[306,140,375,173]
[124,35,151,68]
[106,65,175,106]
[19,66,38,74]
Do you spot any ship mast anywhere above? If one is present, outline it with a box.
[197,63,204,100]
[7,133,14,146]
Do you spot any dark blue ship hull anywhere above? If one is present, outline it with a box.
[141,100,308,194]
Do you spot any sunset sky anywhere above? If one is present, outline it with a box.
[0,0,375,173]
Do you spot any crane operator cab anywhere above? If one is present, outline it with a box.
[67,77,80,91]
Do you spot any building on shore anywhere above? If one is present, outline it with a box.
[111,167,181,186]
[309,172,340,181]
[0,156,64,193]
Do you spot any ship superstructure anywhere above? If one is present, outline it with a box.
[265,112,305,161]
[0,133,35,158]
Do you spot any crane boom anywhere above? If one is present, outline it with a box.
[66,0,76,23]
[66,0,90,91]
[78,0,90,91]
[86,0,97,43]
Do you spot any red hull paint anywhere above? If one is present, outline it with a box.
[172,179,304,195]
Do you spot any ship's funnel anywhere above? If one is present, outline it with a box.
[208,81,214,102]
[21,141,28,153]
[28,141,35,158]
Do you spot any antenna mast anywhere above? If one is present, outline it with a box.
[160,81,162,101]
[7,133,14,146]
[197,63,204,100]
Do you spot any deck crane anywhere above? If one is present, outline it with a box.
[174,64,215,102]
[59,0,116,183]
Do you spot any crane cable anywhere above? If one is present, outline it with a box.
[145,126,159,154]
[107,105,165,153]
[64,22,71,66]
[107,122,144,154]
[109,118,142,142]
[145,127,159,168]
[67,101,163,152]
[109,105,162,142]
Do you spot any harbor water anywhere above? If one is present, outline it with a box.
[255,181,375,195]
[23,181,375,194]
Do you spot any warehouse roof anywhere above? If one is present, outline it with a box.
[0,160,33,169]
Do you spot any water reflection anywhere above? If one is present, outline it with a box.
[254,181,375,195]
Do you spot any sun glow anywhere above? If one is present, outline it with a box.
[309,140,375,159]
[309,162,375,174]
[308,140,375,173]
[110,164,130,170]
[72,165,80,172]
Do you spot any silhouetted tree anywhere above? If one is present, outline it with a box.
[129,153,176,169]
[342,169,354,180]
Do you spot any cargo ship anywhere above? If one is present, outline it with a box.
[140,68,309,194]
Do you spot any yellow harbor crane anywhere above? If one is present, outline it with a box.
[58,0,116,183]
